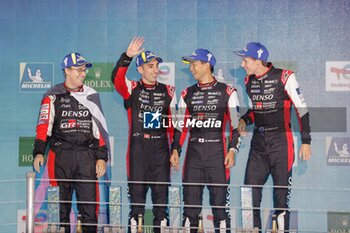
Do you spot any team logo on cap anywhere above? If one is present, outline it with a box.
[257,49,264,59]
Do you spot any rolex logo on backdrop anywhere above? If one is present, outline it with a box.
[84,63,114,92]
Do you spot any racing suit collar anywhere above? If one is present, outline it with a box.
[63,82,84,92]
[197,77,217,90]
[140,80,158,89]
[255,62,273,79]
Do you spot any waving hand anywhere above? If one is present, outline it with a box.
[126,36,145,58]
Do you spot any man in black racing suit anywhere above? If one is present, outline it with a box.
[170,48,241,233]
[235,42,312,232]
[33,52,109,233]
[111,37,179,233]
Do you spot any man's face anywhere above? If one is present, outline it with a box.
[65,64,88,88]
[138,59,159,85]
[240,57,260,76]
[189,60,210,81]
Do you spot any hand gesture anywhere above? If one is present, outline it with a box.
[126,36,145,58]
[170,149,180,171]
[237,119,247,136]
[224,150,235,169]
[299,144,311,161]
[96,159,106,178]
[33,154,45,173]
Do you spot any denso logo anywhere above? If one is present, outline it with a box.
[62,110,89,117]
[252,94,274,101]
[140,103,163,112]
[193,105,217,111]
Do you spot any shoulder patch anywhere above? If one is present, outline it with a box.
[226,85,236,95]
[166,85,175,97]
[181,89,188,98]
[131,81,138,90]
[244,75,251,85]
[281,70,294,85]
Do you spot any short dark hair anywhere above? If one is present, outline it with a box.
[200,61,214,73]
[251,58,268,67]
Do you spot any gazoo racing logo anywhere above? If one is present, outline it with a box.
[60,119,77,129]
[252,94,274,101]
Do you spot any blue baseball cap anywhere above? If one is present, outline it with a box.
[234,42,269,61]
[135,51,163,68]
[182,48,216,67]
[61,52,92,70]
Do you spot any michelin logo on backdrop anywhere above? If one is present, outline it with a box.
[19,62,53,92]
[327,137,350,166]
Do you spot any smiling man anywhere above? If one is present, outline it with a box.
[111,37,180,233]
[235,42,311,232]
[171,48,241,233]
[33,52,109,233]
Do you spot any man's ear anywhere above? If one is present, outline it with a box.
[63,68,68,77]
[137,66,143,74]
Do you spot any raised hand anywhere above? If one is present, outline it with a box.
[126,36,145,58]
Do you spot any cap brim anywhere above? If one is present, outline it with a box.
[75,62,92,68]
[146,57,163,64]
[85,62,92,68]
[234,50,247,57]
[155,57,163,63]
[182,56,198,64]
